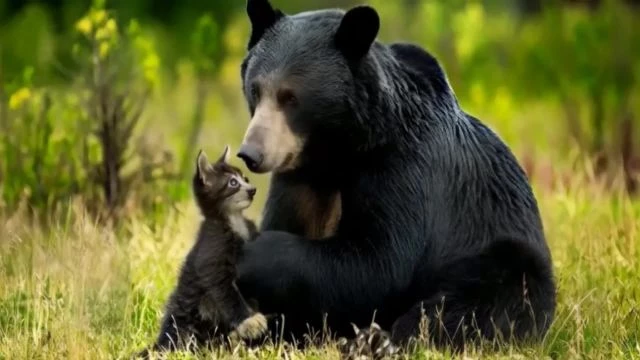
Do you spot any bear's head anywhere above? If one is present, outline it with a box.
[237,0,380,174]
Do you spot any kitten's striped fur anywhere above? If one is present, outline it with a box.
[139,146,266,356]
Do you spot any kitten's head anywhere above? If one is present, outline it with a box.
[193,146,256,217]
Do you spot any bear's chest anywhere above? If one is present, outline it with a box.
[291,184,342,240]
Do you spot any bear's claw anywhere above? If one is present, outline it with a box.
[337,322,398,360]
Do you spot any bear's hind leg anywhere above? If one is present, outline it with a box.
[391,239,557,352]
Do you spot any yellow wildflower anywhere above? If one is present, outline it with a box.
[92,10,107,25]
[99,42,111,58]
[95,27,108,41]
[143,53,160,85]
[96,19,118,41]
[105,19,117,34]
[75,17,92,35]
[8,87,32,110]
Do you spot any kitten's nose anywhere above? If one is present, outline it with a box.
[247,187,257,199]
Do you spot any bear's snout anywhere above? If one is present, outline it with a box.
[237,144,264,173]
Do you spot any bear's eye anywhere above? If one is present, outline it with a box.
[249,83,261,101]
[228,178,239,188]
[244,176,249,183]
[277,89,298,107]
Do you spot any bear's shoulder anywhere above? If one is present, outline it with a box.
[388,42,452,96]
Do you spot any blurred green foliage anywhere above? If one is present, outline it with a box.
[0,0,639,215]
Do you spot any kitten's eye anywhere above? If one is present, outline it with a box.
[228,178,239,188]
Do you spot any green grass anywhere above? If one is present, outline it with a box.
[1,175,640,360]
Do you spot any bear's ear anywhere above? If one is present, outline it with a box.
[335,6,380,61]
[246,0,284,50]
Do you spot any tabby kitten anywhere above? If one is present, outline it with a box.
[141,146,267,356]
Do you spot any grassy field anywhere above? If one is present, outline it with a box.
[1,173,639,360]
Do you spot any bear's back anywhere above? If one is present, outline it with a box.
[385,42,547,254]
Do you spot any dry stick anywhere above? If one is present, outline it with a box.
[32,92,52,204]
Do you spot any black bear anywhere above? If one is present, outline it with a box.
[234,0,557,352]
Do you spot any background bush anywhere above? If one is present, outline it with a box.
[1,0,639,219]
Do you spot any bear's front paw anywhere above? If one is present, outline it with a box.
[337,322,398,360]
[229,312,268,340]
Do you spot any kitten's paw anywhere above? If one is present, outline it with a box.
[230,312,268,340]
[337,322,398,360]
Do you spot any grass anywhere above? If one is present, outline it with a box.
[1,173,640,360]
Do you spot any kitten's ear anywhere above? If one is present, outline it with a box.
[246,0,284,50]
[216,145,230,164]
[335,6,380,61]
[196,149,212,182]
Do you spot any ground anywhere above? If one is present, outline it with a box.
[1,182,639,360]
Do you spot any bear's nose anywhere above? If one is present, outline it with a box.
[247,187,257,199]
[237,144,264,172]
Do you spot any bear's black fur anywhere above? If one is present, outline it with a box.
[235,0,556,351]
